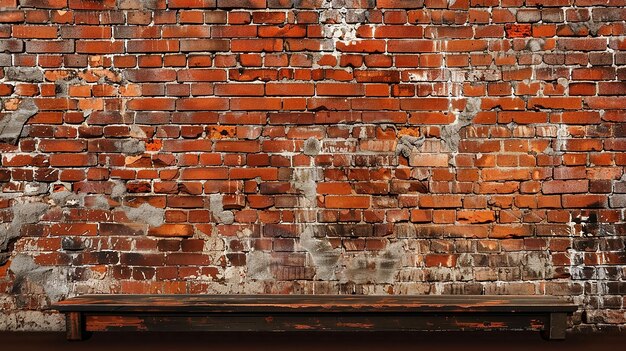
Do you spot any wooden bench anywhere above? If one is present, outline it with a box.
[53,294,577,341]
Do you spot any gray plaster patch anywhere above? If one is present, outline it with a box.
[90,194,112,210]
[303,137,321,156]
[110,180,127,199]
[115,139,146,155]
[441,97,481,154]
[524,251,553,279]
[9,254,70,306]
[0,201,49,252]
[24,182,49,196]
[526,38,545,52]
[339,241,404,284]
[300,226,341,280]
[124,203,165,227]
[210,194,235,225]
[396,135,425,159]
[246,250,273,280]
[118,0,159,8]
[292,167,319,208]
[395,223,417,238]
[129,125,148,139]
[0,54,10,66]
[5,67,43,82]
[49,191,84,207]
[321,4,363,57]
[0,99,39,145]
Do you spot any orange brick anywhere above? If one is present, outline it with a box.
[325,196,371,209]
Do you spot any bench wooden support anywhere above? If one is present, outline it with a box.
[65,312,84,341]
[53,295,576,341]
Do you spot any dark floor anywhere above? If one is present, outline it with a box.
[1,331,624,351]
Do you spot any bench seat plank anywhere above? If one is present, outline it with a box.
[52,294,577,341]
[54,294,577,313]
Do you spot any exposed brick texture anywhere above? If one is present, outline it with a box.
[0,0,625,332]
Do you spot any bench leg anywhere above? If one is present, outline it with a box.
[66,312,86,341]
[540,312,567,340]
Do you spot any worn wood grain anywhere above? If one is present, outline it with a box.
[52,295,577,341]
[54,294,578,313]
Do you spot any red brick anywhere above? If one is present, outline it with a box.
[180,168,229,180]
[230,97,281,110]
[218,0,265,8]
[562,195,608,208]
[377,0,424,9]
[336,40,386,53]
[148,224,194,237]
[572,67,616,81]
[528,97,583,110]
[168,0,216,8]
[354,70,401,83]
[162,25,211,38]
[60,26,111,39]
[176,98,229,111]
[373,26,422,38]
[50,223,98,236]
[38,140,86,152]
[505,24,532,38]
[231,39,283,52]
[409,154,449,167]
[26,40,74,53]
[258,24,307,37]
[424,254,457,267]
[177,69,227,82]
[490,225,533,239]
[444,40,488,52]
[214,83,264,96]
[586,97,626,109]
[325,196,371,209]
[12,25,58,38]
[543,180,589,194]
[49,153,96,166]
[253,11,286,24]
[214,140,260,153]
[127,40,180,53]
[125,69,177,82]
[127,98,176,111]
[387,39,437,52]
[401,98,449,111]
[180,39,229,52]
[21,0,67,8]
[557,38,608,51]
[418,195,462,208]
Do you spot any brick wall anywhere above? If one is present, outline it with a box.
[0,0,625,331]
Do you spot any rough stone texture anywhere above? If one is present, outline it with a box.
[0,0,625,333]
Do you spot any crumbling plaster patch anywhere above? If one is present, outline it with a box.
[0,99,38,145]
[209,194,235,225]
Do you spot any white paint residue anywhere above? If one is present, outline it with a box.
[321,4,362,60]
